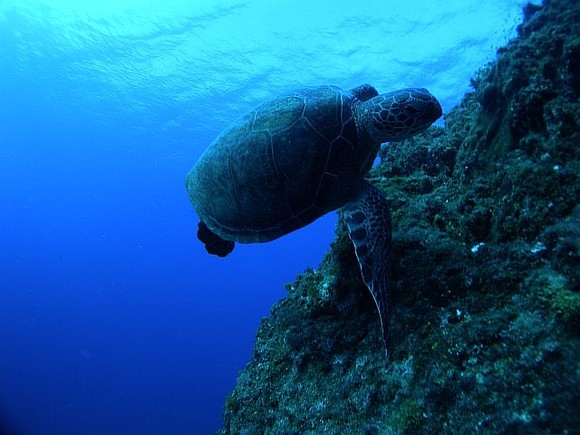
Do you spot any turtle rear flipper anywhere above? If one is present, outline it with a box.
[342,180,392,356]
[197,221,235,257]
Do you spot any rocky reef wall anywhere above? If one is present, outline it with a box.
[220,0,579,432]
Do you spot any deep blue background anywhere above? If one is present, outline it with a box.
[0,1,528,433]
[0,92,334,434]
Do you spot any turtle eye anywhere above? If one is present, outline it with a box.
[405,106,418,116]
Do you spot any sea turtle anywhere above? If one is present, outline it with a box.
[186,84,442,353]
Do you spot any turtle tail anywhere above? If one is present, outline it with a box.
[197,221,235,257]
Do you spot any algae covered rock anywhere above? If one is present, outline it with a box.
[220,0,580,432]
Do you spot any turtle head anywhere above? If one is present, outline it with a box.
[358,88,442,143]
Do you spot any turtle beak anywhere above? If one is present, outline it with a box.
[417,88,442,124]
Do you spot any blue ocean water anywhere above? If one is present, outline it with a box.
[0,1,531,433]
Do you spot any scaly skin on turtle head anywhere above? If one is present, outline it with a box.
[356,87,442,143]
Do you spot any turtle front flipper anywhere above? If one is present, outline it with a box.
[197,221,235,257]
[342,180,392,356]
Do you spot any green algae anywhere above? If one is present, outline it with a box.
[530,268,580,328]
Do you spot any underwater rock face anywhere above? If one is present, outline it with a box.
[219,0,580,433]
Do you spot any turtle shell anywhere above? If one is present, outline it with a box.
[186,85,377,243]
